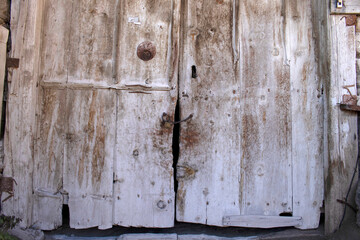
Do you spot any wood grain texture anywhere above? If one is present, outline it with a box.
[32,0,71,229]
[177,0,241,226]
[223,215,303,228]
[115,0,178,87]
[178,0,324,229]
[325,15,358,234]
[32,89,66,230]
[0,26,8,136]
[239,0,292,217]
[113,92,176,227]
[2,0,44,228]
[64,90,116,229]
[67,0,116,85]
[113,0,180,227]
[287,1,324,229]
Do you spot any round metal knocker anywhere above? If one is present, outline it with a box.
[137,41,156,61]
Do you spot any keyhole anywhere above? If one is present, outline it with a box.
[192,65,197,78]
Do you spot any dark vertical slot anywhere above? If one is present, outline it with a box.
[191,65,197,78]
[62,204,70,227]
[172,100,180,220]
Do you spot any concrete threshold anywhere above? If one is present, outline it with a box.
[43,223,325,240]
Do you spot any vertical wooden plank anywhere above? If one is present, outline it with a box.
[63,89,116,229]
[325,15,358,234]
[2,0,44,228]
[178,0,241,226]
[239,0,292,217]
[115,0,177,87]
[67,0,116,85]
[113,0,180,227]
[32,0,72,230]
[287,0,324,229]
[114,92,176,227]
[0,26,8,135]
[58,0,117,229]
[39,0,71,85]
[32,90,66,230]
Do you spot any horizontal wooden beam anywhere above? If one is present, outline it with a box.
[223,215,303,228]
[340,103,360,112]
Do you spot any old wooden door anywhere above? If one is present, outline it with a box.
[3,0,323,231]
[3,0,180,230]
[177,0,323,230]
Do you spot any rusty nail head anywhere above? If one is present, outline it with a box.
[346,15,357,26]
[137,41,156,61]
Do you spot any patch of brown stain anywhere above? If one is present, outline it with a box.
[180,125,200,149]
[345,15,357,26]
[78,91,97,186]
[170,41,178,82]
[176,182,186,219]
[91,95,106,185]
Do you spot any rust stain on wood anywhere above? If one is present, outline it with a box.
[180,125,200,149]
[345,15,357,26]
[176,182,186,219]
[92,97,106,185]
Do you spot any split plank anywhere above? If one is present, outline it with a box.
[2,0,44,228]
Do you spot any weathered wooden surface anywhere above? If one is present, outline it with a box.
[331,0,360,14]
[239,0,292,218]
[5,0,180,230]
[113,0,180,227]
[177,0,241,226]
[223,215,303,229]
[32,1,71,229]
[0,25,8,136]
[287,1,324,229]
[325,15,358,234]
[178,0,323,229]
[64,90,116,230]
[4,0,328,231]
[2,0,44,228]
[0,0,9,27]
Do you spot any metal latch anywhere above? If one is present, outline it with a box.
[337,0,343,8]
[161,112,193,125]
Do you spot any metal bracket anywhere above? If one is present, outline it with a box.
[337,0,343,8]
[6,57,19,68]
[161,112,193,125]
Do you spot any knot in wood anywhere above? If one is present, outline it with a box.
[137,41,156,61]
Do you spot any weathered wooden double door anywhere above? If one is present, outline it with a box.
[3,0,323,231]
